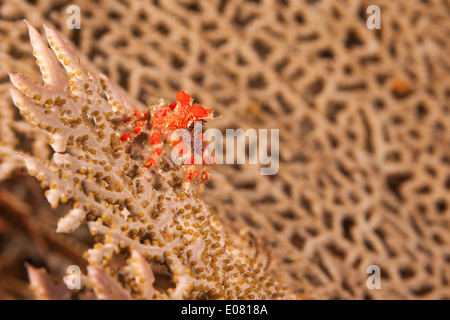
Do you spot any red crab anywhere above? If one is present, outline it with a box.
[120,91,215,191]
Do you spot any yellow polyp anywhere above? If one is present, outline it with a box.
[60,195,68,203]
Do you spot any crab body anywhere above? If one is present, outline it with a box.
[120,91,214,192]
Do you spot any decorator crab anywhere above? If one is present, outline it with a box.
[120,91,215,192]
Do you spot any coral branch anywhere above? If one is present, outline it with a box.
[25,263,71,300]
[10,22,295,300]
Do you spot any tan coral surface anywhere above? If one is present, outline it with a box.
[0,0,450,299]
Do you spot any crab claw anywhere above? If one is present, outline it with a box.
[191,105,212,119]
[176,90,191,106]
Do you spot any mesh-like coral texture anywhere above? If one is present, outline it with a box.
[1,0,450,299]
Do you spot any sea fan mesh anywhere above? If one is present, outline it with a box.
[0,0,450,299]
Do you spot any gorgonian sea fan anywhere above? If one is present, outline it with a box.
[8,21,296,299]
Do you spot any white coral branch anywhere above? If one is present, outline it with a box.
[25,263,71,300]
[87,266,131,300]
[10,22,296,300]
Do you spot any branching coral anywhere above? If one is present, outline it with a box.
[8,21,295,300]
